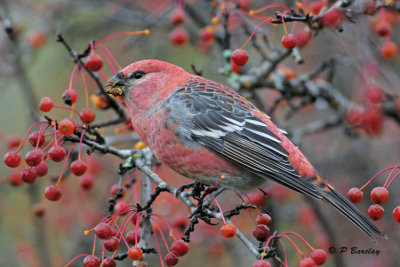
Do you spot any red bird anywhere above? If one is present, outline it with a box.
[105,59,386,242]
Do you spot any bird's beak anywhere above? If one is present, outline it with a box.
[104,74,126,97]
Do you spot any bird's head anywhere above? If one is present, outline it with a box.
[104,59,188,110]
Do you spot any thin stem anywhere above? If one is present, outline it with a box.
[278,234,304,257]
[64,254,90,267]
[152,213,177,240]
[55,144,76,187]
[386,172,400,189]
[15,121,47,152]
[209,194,226,224]
[78,130,85,160]
[153,222,170,252]
[279,231,314,250]
[96,30,150,44]
[359,166,399,191]
[152,223,166,267]
[251,4,291,15]
[240,18,272,50]
[383,166,399,188]
[80,69,90,108]
[97,71,109,81]
[68,64,79,90]
[95,48,117,74]
[96,43,121,70]
[53,104,81,117]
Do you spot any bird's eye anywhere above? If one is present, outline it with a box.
[132,71,145,79]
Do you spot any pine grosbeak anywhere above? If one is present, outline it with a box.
[105,59,386,241]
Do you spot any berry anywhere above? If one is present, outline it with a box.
[44,185,62,201]
[128,247,143,261]
[252,224,270,241]
[110,183,126,196]
[25,149,44,166]
[165,251,179,266]
[4,151,22,168]
[102,257,116,267]
[171,9,185,25]
[253,260,271,267]
[79,174,94,190]
[299,257,316,267]
[34,161,48,177]
[91,94,110,109]
[170,28,188,46]
[365,86,383,104]
[361,106,383,136]
[29,131,45,147]
[310,249,327,265]
[115,200,130,214]
[39,97,53,112]
[368,204,384,221]
[374,21,391,37]
[319,8,344,28]
[83,255,100,267]
[6,135,20,150]
[380,40,397,60]
[71,160,87,176]
[126,230,141,245]
[231,60,242,74]
[238,0,252,11]
[295,28,312,48]
[281,33,297,49]
[347,187,363,204]
[95,222,113,239]
[48,145,66,162]
[8,170,23,186]
[363,0,376,15]
[370,186,389,204]
[232,49,249,66]
[104,236,120,252]
[309,1,324,15]
[62,89,78,105]
[86,54,103,72]
[58,119,75,136]
[20,167,37,184]
[392,206,400,224]
[220,223,237,238]
[200,27,214,43]
[346,108,362,126]
[80,108,96,124]
[171,240,189,257]
[256,214,272,226]
[28,32,46,49]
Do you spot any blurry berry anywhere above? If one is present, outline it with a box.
[374,21,391,37]
[365,86,383,104]
[299,257,316,267]
[295,28,312,48]
[79,174,94,190]
[6,135,20,150]
[319,8,344,28]
[238,0,252,11]
[110,183,126,196]
[252,260,271,267]
[310,249,327,265]
[8,170,23,186]
[309,1,324,14]
[380,40,397,60]
[170,28,188,46]
[80,108,96,124]
[33,161,48,177]
[171,9,185,25]
[232,49,249,66]
[200,27,214,43]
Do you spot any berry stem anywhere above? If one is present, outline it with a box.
[152,222,166,267]
[78,130,85,160]
[135,212,145,246]
[235,192,257,225]
[96,30,150,44]
[383,166,399,188]
[359,166,398,191]
[92,235,97,256]
[263,234,277,255]
[209,194,226,224]
[55,144,76,187]
[96,43,121,70]
[64,254,90,267]
[53,121,58,146]
[97,71,109,81]
[153,222,170,252]
[68,64,79,90]
[152,213,177,240]
[386,172,400,189]
[278,239,289,267]
[279,231,314,250]
[15,121,47,153]
[95,48,117,74]
[240,18,272,50]
[250,4,291,16]
[112,220,131,249]
[53,104,81,117]
[79,70,90,108]
[278,234,304,257]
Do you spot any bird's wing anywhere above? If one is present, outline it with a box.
[174,78,322,199]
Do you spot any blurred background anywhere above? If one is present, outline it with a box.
[0,0,400,266]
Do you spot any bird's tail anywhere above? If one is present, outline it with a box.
[313,175,387,243]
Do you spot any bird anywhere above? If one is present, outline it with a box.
[105,59,386,242]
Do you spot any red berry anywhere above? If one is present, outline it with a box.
[128,247,143,261]
[256,214,272,226]
[231,60,242,74]
[80,108,96,124]
[39,97,53,112]
[281,33,297,49]
[363,0,376,15]
[4,151,22,168]
[365,86,383,104]
[347,187,363,204]
[6,135,20,150]
[252,224,270,241]
[253,260,272,267]
[62,89,78,105]
[299,257,316,267]
[171,9,186,25]
[319,8,345,28]
[104,236,120,252]
[232,49,249,66]
[83,255,100,267]
[200,27,214,43]
[79,174,94,190]
[95,222,113,239]
[310,249,327,265]
[361,106,383,136]
[220,223,237,238]
[44,185,62,201]
[110,183,126,196]
[309,1,324,15]
[346,108,362,126]
[171,240,189,257]
[20,167,37,184]
[370,186,389,204]
[165,251,179,266]
[48,145,66,162]
[380,40,397,60]
[172,215,188,231]
[295,28,312,48]
[115,200,130,214]
[71,159,87,176]
[368,204,384,221]
[58,119,75,136]
[25,149,44,166]
[238,0,252,11]
[29,131,45,147]
[170,28,188,46]
[392,206,400,224]
[374,21,392,37]
[126,230,141,245]
[8,170,23,186]
[33,161,48,177]
[86,54,103,72]
[102,257,116,267]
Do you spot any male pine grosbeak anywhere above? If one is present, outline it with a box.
[105,59,386,242]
